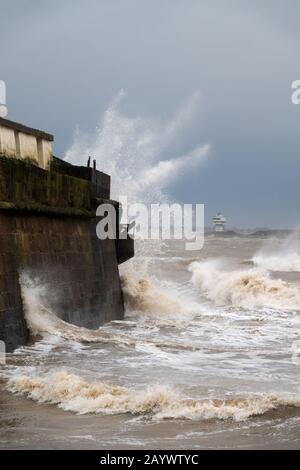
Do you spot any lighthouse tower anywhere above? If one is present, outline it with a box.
[212,212,226,232]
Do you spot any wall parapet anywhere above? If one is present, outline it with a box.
[0,155,92,214]
[52,156,111,200]
[0,117,53,170]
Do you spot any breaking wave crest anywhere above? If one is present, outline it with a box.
[25,303,138,347]
[21,279,135,346]
[189,260,300,310]
[20,275,199,352]
[7,371,300,422]
[121,275,184,315]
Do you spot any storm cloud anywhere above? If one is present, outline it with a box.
[1,0,300,227]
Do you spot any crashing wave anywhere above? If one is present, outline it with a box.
[8,371,300,422]
[189,260,300,310]
[121,275,184,315]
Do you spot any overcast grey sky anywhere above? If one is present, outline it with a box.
[1,0,300,228]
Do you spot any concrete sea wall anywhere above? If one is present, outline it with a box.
[0,156,130,352]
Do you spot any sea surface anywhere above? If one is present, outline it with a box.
[1,234,300,449]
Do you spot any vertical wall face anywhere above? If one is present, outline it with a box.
[0,212,124,352]
[0,214,29,352]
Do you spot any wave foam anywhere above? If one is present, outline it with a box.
[252,231,300,272]
[7,371,300,421]
[121,275,184,315]
[20,275,200,352]
[189,260,300,310]
[252,253,300,272]
[65,90,209,203]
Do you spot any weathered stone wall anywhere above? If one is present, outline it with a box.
[0,155,92,215]
[0,216,29,352]
[52,156,111,200]
[0,212,123,351]
[0,156,126,352]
